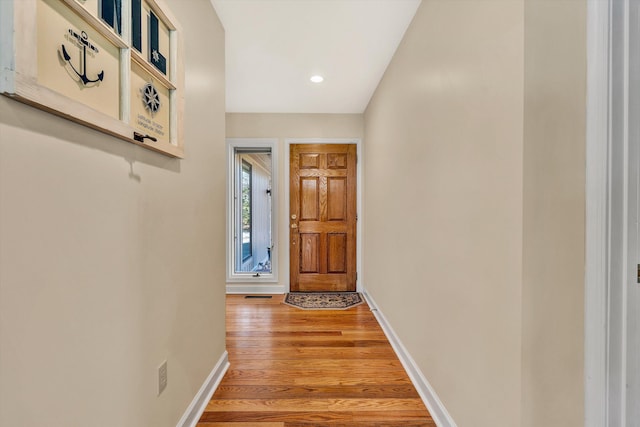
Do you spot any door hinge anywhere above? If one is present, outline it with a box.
[637,264,640,283]
[356,272,358,281]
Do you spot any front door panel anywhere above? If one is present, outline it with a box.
[290,144,356,292]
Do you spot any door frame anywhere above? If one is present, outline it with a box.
[585,0,638,424]
[284,138,363,293]
[584,1,610,423]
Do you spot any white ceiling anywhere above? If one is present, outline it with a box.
[210,0,421,114]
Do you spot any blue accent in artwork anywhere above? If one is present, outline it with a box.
[100,0,122,35]
[131,0,142,51]
[149,11,166,75]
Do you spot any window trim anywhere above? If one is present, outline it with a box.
[226,138,278,283]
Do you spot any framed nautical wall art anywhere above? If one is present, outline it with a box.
[0,0,184,158]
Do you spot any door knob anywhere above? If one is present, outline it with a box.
[291,224,298,229]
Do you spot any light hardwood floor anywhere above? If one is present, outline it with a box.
[197,294,434,426]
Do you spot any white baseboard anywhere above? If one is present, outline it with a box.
[362,289,457,427]
[226,284,286,294]
[176,351,230,427]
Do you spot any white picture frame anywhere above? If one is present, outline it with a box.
[0,0,184,158]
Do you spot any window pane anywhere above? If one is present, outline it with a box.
[235,151,272,274]
[241,161,252,262]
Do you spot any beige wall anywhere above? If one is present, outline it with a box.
[0,1,226,426]
[363,0,587,426]
[522,0,586,425]
[226,113,364,290]
[363,1,525,425]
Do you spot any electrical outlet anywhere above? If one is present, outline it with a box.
[158,360,167,396]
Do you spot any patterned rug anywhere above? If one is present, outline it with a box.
[284,292,364,310]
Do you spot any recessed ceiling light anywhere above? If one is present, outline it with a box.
[310,75,324,83]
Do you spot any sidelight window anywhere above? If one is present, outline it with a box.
[227,139,278,282]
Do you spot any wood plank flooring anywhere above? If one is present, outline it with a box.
[197,295,434,427]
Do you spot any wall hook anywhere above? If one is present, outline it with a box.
[133,132,158,143]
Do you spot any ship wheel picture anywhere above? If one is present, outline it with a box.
[142,82,161,115]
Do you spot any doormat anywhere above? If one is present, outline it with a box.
[284,292,364,310]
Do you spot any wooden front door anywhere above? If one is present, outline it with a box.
[290,144,357,292]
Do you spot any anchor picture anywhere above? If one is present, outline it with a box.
[2,0,184,157]
[60,29,104,86]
